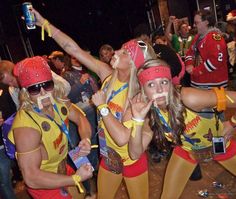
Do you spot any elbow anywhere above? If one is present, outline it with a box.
[129,152,142,160]
[116,139,127,147]
[23,171,40,189]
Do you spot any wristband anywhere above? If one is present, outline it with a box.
[72,175,84,193]
[86,138,91,144]
[97,103,108,111]
[132,117,145,123]
[41,20,52,41]
[212,87,226,112]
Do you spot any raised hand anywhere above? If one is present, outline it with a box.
[129,93,153,120]
[78,138,91,157]
[91,90,106,107]
[31,8,46,26]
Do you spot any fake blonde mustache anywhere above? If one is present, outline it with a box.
[152,92,169,106]
[112,54,119,69]
[37,93,54,109]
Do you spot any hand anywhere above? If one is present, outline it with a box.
[91,90,106,107]
[31,8,46,26]
[75,163,93,182]
[186,65,194,74]
[78,138,91,157]
[80,73,90,84]
[129,93,153,120]
[169,16,177,24]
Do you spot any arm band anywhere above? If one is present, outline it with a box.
[72,175,84,193]
[212,87,226,112]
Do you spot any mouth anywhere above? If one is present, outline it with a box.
[37,93,54,109]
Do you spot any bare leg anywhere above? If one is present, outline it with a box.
[161,152,196,199]
[124,170,149,199]
[97,165,123,199]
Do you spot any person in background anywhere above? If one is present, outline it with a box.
[0,83,17,199]
[129,58,236,199]
[33,8,157,199]
[185,10,228,90]
[8,56,93,199]
[62,55,99,198]
[0,59,71,109]
[165,16,194,59]
[49,51,71,75]
[99,44,114,65]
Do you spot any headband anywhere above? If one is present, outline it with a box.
[14,56,52,88]
[138,66,172,86]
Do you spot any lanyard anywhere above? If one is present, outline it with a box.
[107,83,128,103]
[154,107,195,145]
[33,104,73,147]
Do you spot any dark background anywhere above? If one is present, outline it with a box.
[0,0,235,62]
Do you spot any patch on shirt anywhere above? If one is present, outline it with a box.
[41,121,51,131]
[212,33,222,41]
[61,106,67,115]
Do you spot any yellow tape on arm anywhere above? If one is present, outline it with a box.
[41,20,52,41]
[212,87,227,111]
[123,119,144,138]
[72,175,84,193]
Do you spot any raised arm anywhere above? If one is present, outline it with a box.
[32,9,112,82]
[165,16,176,41]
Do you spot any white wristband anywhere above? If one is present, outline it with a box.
[132,117,145,122]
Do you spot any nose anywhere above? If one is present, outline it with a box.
[156,83,163,93]
[40,87,47,95]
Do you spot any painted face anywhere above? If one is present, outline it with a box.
[1,72,18,87]
[194,14,208,35]
[110,49,131,69]
[143,77,170,108]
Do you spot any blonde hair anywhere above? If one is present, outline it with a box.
[105,40,156,112]
[19,79,68,111]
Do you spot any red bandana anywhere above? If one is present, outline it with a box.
[138,66,171,85]
[122,39,145,69]
[14,56,52,88]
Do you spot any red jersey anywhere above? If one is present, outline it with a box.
[185,30,228,89]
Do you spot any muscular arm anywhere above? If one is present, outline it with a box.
[13,127,75,189]
[181,87,236,112]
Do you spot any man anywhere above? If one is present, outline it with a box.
[98,44,114,65]
[165,16,194,59]
[185,10,228,89]
[0,59,71,109]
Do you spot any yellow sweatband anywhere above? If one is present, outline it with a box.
[97,103,108,111]
[212,87,226,112]
[72,175,84,193]
[17,146,41,156]
[41,20,52,41]
[71,103,86,116]
[123,118,144,138]
[86,138,91,144]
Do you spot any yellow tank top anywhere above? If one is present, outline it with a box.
[9,101,69,173]
[100,76,136,166]
[160,108,224,151]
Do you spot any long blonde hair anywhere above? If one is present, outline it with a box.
[19,79,68,111]
[105,39,157,112]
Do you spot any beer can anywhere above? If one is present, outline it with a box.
[22,2,36,29]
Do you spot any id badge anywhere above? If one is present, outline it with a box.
[98,128,108,157]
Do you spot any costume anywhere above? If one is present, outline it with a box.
[185,29,228,89]
[97,76,148,199]
[158,107,236,199]
[9,101,72,199]
[171,34,194,58]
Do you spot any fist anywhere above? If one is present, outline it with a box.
[92,90,106,107]
[75,163,93,182]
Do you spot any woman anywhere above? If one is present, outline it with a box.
[32,8,157,199]
[8,56,93,199]
[128,58,236,199]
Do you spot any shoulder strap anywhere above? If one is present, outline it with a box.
[24,111,42,131]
